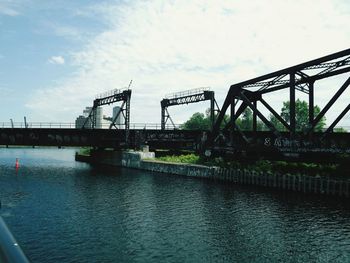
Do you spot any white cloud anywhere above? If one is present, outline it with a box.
[48,56,65,65]
[27,0,350,125]
[0,0,23,16]
[0,6,19,16]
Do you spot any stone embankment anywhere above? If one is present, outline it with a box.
[76,150,350,198]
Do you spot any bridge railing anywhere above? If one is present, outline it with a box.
[95,88,122,99]
[0,122,76,128]
[129,123,181,130]
[165,87,210,99]
[0,122,182,130]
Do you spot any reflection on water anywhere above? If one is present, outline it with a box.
[0,148,350,262]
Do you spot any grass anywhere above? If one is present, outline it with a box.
[157,154,200,164]
[77,147,92,156]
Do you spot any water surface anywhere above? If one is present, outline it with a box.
[0,148,349,262]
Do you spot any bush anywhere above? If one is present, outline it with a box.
[157,154,200,164]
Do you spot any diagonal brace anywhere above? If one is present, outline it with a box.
[325,104,350,133]
[224,101,248,131]
[308,76,350,132]
[109,101,126,129]
[239,91,279,135]
[259,97,290,131]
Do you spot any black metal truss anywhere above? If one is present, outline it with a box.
[82,90,131,133]
[161,107,176,130]
[211,48,350,150]
[162,91,212,107]
[94,90,131,107]
[230,49,350,94]
[161,89,219,130]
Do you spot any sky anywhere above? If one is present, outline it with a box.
[0,0,349,127]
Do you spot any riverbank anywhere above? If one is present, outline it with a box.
[75,150,350,198]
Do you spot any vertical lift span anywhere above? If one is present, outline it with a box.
[160,87,220,130]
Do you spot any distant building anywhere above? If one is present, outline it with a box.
[94,107,103,129]
[75,115,91,129]
[112,106,124,128]
[83,107,92,117]
[75,106,103,129]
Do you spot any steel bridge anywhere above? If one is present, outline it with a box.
[1,48,350,162]
[0,128,202,150]
[160,87,220,130]
[208,48,350,161]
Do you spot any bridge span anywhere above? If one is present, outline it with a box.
[2,127,350,163]
[0,128,202,150]
[2,48,350,162]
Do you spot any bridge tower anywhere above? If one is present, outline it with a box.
[160,88,220,130]
[82,82,132,142]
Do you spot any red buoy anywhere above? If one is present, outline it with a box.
[15,158,19,169]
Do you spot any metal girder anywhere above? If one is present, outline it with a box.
[83,89,131,130]
[225,101,248,132]
[161,107,176,130]
[290,72,296,135]
[162,91,213,107]
[229,48,350,94]
[210,48,350,158]
[0,128,202,151]
[325,104,350,134]
[308,76,350,133]
[259,98,290,130]
[109,101,126,129]
[94,90,131,107]
[239,91,279,135]
[161,88,219,130]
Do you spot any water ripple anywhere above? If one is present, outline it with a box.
[1,148,350,262]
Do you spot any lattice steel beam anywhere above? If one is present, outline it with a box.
[161,88,218,130]
[210,48,350,155]
[82,89,132,131]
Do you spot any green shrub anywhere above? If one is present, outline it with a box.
[157,154,200,164]
[78,147,92,156]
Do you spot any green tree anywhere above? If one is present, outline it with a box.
[181,99,327,132]
[239,108,253,130]
[334,127,347,132]
[181,112,210,130]
[279,99,326,131]
[269,114,285,131]
[181,108,264,131]
[181,109,230,130]
[235,108,265,131]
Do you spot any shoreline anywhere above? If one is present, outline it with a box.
[76,150,350,198]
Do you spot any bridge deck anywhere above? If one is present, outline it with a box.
[0,128,202,150]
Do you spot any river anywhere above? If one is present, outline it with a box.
[0,148,349,262]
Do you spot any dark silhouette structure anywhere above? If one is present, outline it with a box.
[161,88,220,130]
[1,49,350,162]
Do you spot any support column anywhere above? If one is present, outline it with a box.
[125,95,130,144]
[253,100,257,132]
[290,72,296,137]
[161,107,166,130]
[210,97,215,131]
[92,108,97,129]
[308,81,314,130]
[125,95,130,131]
[230,98,235,145]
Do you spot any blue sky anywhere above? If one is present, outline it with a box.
[0,0,349,126]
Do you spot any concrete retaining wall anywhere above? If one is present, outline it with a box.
[76,150,350,198]
[140,161,349,197]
